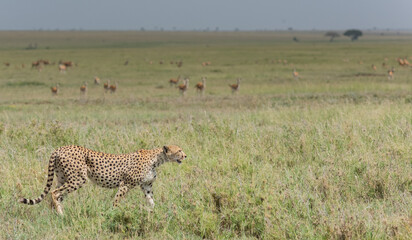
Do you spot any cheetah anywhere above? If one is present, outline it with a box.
[19,145,187,215]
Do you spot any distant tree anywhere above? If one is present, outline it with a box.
[343,29,363,41]
[325,31,340,42]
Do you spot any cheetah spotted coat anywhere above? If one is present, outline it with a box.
[19,145,186,215]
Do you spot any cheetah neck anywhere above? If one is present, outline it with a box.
[148,148,169,168]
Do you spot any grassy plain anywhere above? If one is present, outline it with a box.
[0,31,411,239]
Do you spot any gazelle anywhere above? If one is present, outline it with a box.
[169,75,181,86]
[195,77,206,95]
[229,78,241,94]
[177,60,183,68]
[58,64,66,73]
[397,58,406,66]
[59,61,74,67]
[80,82,87,95]
[388,68,394,80]
[94,76,101,85]
[104,80,110,93]
[51,83,59,96]
[109,81,117,93]
[178,78,189,96]
[293,69,299,79]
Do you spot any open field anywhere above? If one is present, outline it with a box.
[0,31,412,239]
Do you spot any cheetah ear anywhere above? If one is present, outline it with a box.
[163,146,169,154]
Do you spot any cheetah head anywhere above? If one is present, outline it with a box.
[163,145,186,164]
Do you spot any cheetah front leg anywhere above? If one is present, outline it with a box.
[140,183,155,210]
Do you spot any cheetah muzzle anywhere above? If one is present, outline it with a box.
[18,145,187,215]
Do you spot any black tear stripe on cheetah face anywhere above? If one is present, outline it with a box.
[19,145,187,215]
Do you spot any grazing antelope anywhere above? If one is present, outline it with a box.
[388,69,394,80]
[201,61,211,67]
[372,64,377,71]
[159,60,164,64]
[124,60,129,66]
[177,60,183,68]
[195,77,206,95]
[104,80,110,93]
[382,62,386,67]
[51,83,59,95]
[32,61,40,68]
[178,78,189,96]
[80,82,87,95]
[169,75,181,86]
[397,58,406,66]
[293,69,299,79]
[109,81,117,93]
[94,76,101,85]
[58,64,66,73]
[59,61,74,67]
[229,78,241,94]
[4,62,10,67]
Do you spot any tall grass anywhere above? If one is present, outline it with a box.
[0,31,411,239]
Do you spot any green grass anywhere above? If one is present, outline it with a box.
[0,31,411,239]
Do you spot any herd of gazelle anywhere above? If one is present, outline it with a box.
[46,65,395,96]
[101,79,117,93]
[52,74,241,97]
[12,57,405,96]
[51,77,117,96]
[170,76,239,96]
[371,63,396,80]
[373,57,411,80]
[165,58,405,96]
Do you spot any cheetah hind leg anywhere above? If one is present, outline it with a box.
[51,175,87,215]
[113,182,130,207]
[51,185,68,215]
[50,176,66,211]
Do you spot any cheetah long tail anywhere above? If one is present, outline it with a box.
[18,152,57,205]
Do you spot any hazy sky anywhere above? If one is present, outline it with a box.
[1,0,411,31]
